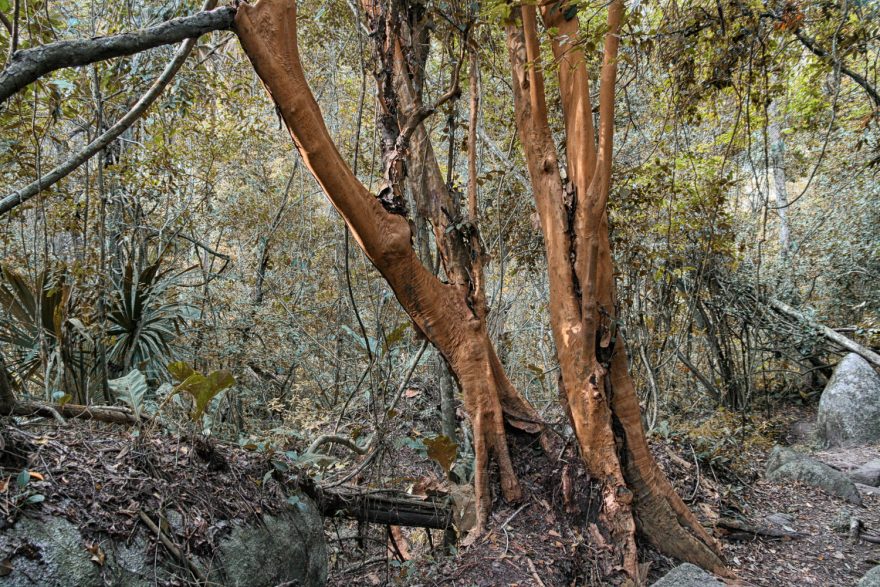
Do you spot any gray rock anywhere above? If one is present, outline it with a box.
[830,508,854,532]
[850,459,880,487]
[651,563,725,586]
[0,499,327,587]
[0,516,104,586]
[860,565,880,587]
[766,445,863,505]
[764,513,796,532]
[218,505,327,587]
[857,483,880,497]
[818,354,880,447]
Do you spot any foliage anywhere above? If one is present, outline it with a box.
[167,361,236,423]
[0,265,92,400]
[106,257,194,378]
[108,369,148,419]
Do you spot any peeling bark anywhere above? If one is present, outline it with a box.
[506,2,726,578]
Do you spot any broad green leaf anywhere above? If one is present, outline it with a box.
[16,469,29,489]
[167,361,196,381]
[108,369,147,419]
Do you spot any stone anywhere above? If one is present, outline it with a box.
[860,565,880,587]
[817,353,880,447]
[0,499,327,587]
[0,516,104,587]
[651,563,725,587]
[856,483,880,497]
[218,505,327,587]
[765,513,796,532]
[766,445,863,505]
[831,509,854,533]
[850,459,880,487]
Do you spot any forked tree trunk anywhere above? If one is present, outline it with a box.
[506,2,726,579]
[233,0,545,531]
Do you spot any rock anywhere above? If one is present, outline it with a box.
[765,513,796,532]
[765,512,794,526]
[817,353,880,447]
[850,459,880,487]
[787,420,817,445]
[766,445,863,505]
[651,563,725,586]
[0,500,327,587]
[856,483,880,497]
[0,516,105,587]
[218,506,327,587]
[860,565,880,587]
[831,509,854,532]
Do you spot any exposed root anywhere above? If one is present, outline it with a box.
[609,350,728,575]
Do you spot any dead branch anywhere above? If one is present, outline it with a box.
[12,400,143,425]
[0,6,235,104]
[716,517,805,541]
[769,299,880,369]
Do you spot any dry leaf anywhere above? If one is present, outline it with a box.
[404,388,420,398]
[423,435,458,473]
[28,471,44,481]
[86,543,105,566]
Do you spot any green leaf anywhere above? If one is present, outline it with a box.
[16,469,29,489]
[25,494,45,505]
[172,368,235,422]
[108,369,147,419]
[167,361,195,382]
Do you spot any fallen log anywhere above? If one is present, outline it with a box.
[769,299,880,369]
[301,480,453,530]
[11,400,143,425]
[716,517,804,541]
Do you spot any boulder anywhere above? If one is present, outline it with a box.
[0,500,327,587]
[850,459,880,487]
[651,563,725,587]
[766,446,862,505]
[219,507,327,587]
[860,565,880,587]
[817,354,880,447]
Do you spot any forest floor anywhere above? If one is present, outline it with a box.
[1,402,877,586]
[326,403,880,587]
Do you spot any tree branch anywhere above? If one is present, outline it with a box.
[0,1,219,216]
[793,28,880,109]
[0,5,235,104]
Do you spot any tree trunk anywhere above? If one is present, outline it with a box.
[506,3,726,579]
[233,0,545,531]
[768,100,793,295]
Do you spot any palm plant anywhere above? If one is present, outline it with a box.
[106,257,194,379]
[0,265,91,400]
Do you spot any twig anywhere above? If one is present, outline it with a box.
[0,0,220,215]
[306,434,369,456]
[526,557,547,587]
[498,502,529,532]
[688,444,701,502]
[138,510,207,584]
